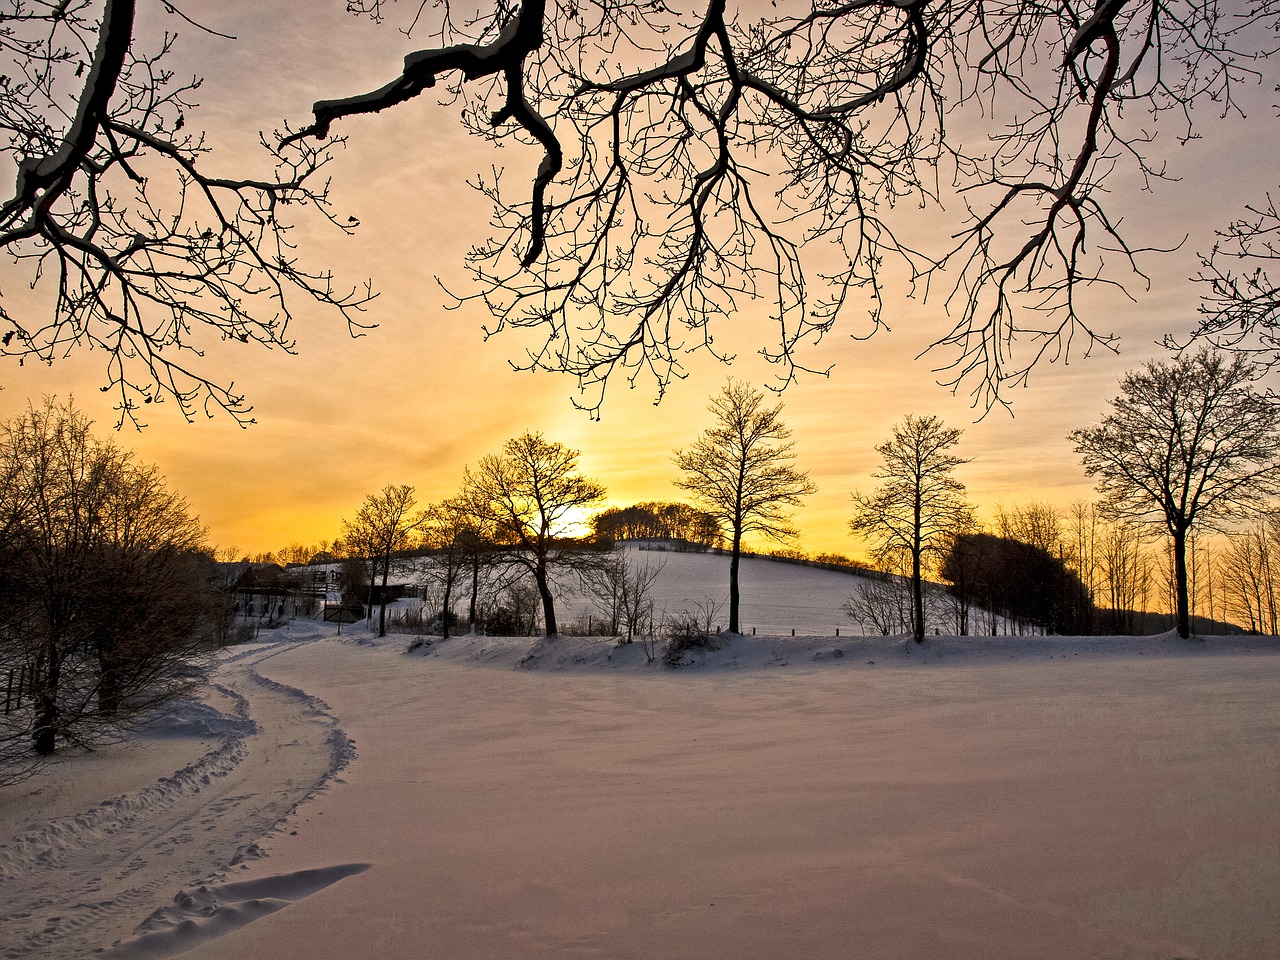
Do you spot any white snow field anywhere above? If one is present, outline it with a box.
[559,542,873,636]
[2,604,1278,958]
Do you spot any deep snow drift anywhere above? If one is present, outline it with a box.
[2,624,1278,960]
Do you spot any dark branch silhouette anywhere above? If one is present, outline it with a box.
[3,1,1275,422]
[0,1,374,426]
[1182,191,1280,370]
[295,0,1277,414]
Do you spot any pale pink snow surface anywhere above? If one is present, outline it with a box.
[2,620,1278,960]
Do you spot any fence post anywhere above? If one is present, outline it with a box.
[836,627,840,637]
[791,628,795,637]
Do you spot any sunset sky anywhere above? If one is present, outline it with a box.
[2,1,1277,560]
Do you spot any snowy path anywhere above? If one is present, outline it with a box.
[0,641,354,959]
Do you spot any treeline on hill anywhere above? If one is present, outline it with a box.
[590,502,720,548]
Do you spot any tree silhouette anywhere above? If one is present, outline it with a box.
[1184,193,1280,371]
[463,432,606,636]
[0,1,373,425]
[674,379,815,634]
[1071,349,1280,639]
[851,414,972,643]
[4,2,1276,420]
[290,0,1280,412]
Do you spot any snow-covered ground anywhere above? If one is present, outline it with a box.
[2,624,1278,959]
[561,543,879,636]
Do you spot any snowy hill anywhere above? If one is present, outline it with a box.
[560,541,877,636]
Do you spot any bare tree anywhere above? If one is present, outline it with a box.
[1071,348,1280,638]
[463,432,606,637]
[0,398,211,769]
[341,484,424,637]
[673,379,816,634]
[851,414,972,643]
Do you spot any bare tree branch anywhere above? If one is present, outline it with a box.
[289,0,1277,414]
[0,1,374,426]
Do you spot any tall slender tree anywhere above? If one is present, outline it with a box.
[1071,348,1280,638]
[673,380,816,634]
[851,414,973,643]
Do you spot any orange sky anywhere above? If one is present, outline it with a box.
[2,1,1277,559]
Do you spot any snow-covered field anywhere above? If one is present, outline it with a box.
[560,543,876,636]
[2,620,1277,959]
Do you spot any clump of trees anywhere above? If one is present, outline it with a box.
[940,533,1093,637]
[0,399,218,777]
[590,502,720,549]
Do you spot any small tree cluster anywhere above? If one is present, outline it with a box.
[340,485,424,638]
[941,533,1093,636]
[0,399,215,777]
[590,502,720,548]
[581,552,666,642]
[1219,514,1280,634]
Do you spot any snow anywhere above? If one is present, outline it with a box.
[562,543,874,636]
[1,614,1278,958]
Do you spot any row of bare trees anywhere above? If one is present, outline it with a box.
[329,380,820,641]
[847,349,1280,640]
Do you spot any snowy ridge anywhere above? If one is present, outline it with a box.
[406,626,1280,674]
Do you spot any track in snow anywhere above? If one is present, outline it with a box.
[0,640,354,959]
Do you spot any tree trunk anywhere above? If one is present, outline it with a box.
[1173,525,1191,639]
[468,557,480,632]
[728,527,742,634]
[32,648,61,757]
[378,555,390,637]
[535,560,557,636]
[441,576,454,640]
[911,545,925,644]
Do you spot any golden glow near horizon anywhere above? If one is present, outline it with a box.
[2,2,1277,560]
